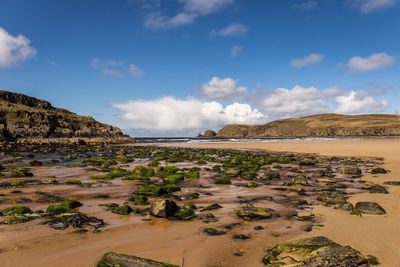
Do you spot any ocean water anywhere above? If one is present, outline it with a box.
[134,137,373,144]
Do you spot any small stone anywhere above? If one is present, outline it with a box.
[371,167,387,174]
[203,228,226,236]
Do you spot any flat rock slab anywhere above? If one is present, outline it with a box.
[98,252,179,267]
[263,236,378,267]
[355,202,386,215]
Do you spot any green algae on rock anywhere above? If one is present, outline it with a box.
[236,204,274,221]
[262,236,379,266]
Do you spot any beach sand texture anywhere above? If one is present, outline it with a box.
[188,139,400,266]
[0,139,399,267]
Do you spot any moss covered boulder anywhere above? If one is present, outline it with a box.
[97,252,179,267]
[2,205,32,215]
[262,236,378,266]
[46,199,83,215]
[11,167,33,177]
[236,204,274,221]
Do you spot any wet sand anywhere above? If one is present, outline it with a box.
[0,140,397,267]
[186,139,400,267]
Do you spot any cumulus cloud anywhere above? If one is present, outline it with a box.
[112,97,263,131]
[335,91,389,113]
[201,76,247,99]
[262,85,389,118]
[0,27,37,69]
[350,0,397,13]
[144,0,234,30]
[293,1,318,11]
[91,58,143,78]
[263,86,333,117]
[347,53,395,72]
[290,53,325,68]
[210,23,248,37]
[229,45,243,57]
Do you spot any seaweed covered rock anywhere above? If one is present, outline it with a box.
[235,204,274,220]
[11,167,33,177]
[2,205,32,215]
[111,204,133,215]
[263,236,378,266]
[98,252,179,267]
[46,199,83,215]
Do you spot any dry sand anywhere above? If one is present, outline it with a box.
[186,139,400,267]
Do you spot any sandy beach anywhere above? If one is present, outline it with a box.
[186,139,400,266]
[0,139,399,266]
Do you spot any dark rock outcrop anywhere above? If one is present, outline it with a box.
[0,90,132,142]
[197,129,217,138]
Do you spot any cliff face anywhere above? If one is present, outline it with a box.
[217,114,400,138]
[0,90,129,142]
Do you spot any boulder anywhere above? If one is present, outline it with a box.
[369,184,389,194]
[263,236,378,267]
[340,166,362,176]
[235,204,274,220]
[98,252,179,267]
[150,199,179,218]
[355,202,386,215]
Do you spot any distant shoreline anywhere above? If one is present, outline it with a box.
[134,136,400,144]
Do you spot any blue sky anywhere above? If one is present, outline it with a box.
[0,0,399,136]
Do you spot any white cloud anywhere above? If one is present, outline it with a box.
[262,85,389,118]
[184,0,234,15]
[263,86,332,117]
[0,27,37,69]
[229,45,243,57]
[350,0,397,13]
[211,23,248,37]
[128,64,144,77]
[112,97,263,131]
[347,53,395,72]
[144,12,197,30]
[293,1,318,11]
[91,58,143,78]
[201,76,247,99]
[335,91,389,113]
[290,53,325,68]
[144,0,233,30]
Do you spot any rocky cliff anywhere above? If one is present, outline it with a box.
[217,113,400,138]
[0,90,132,142]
